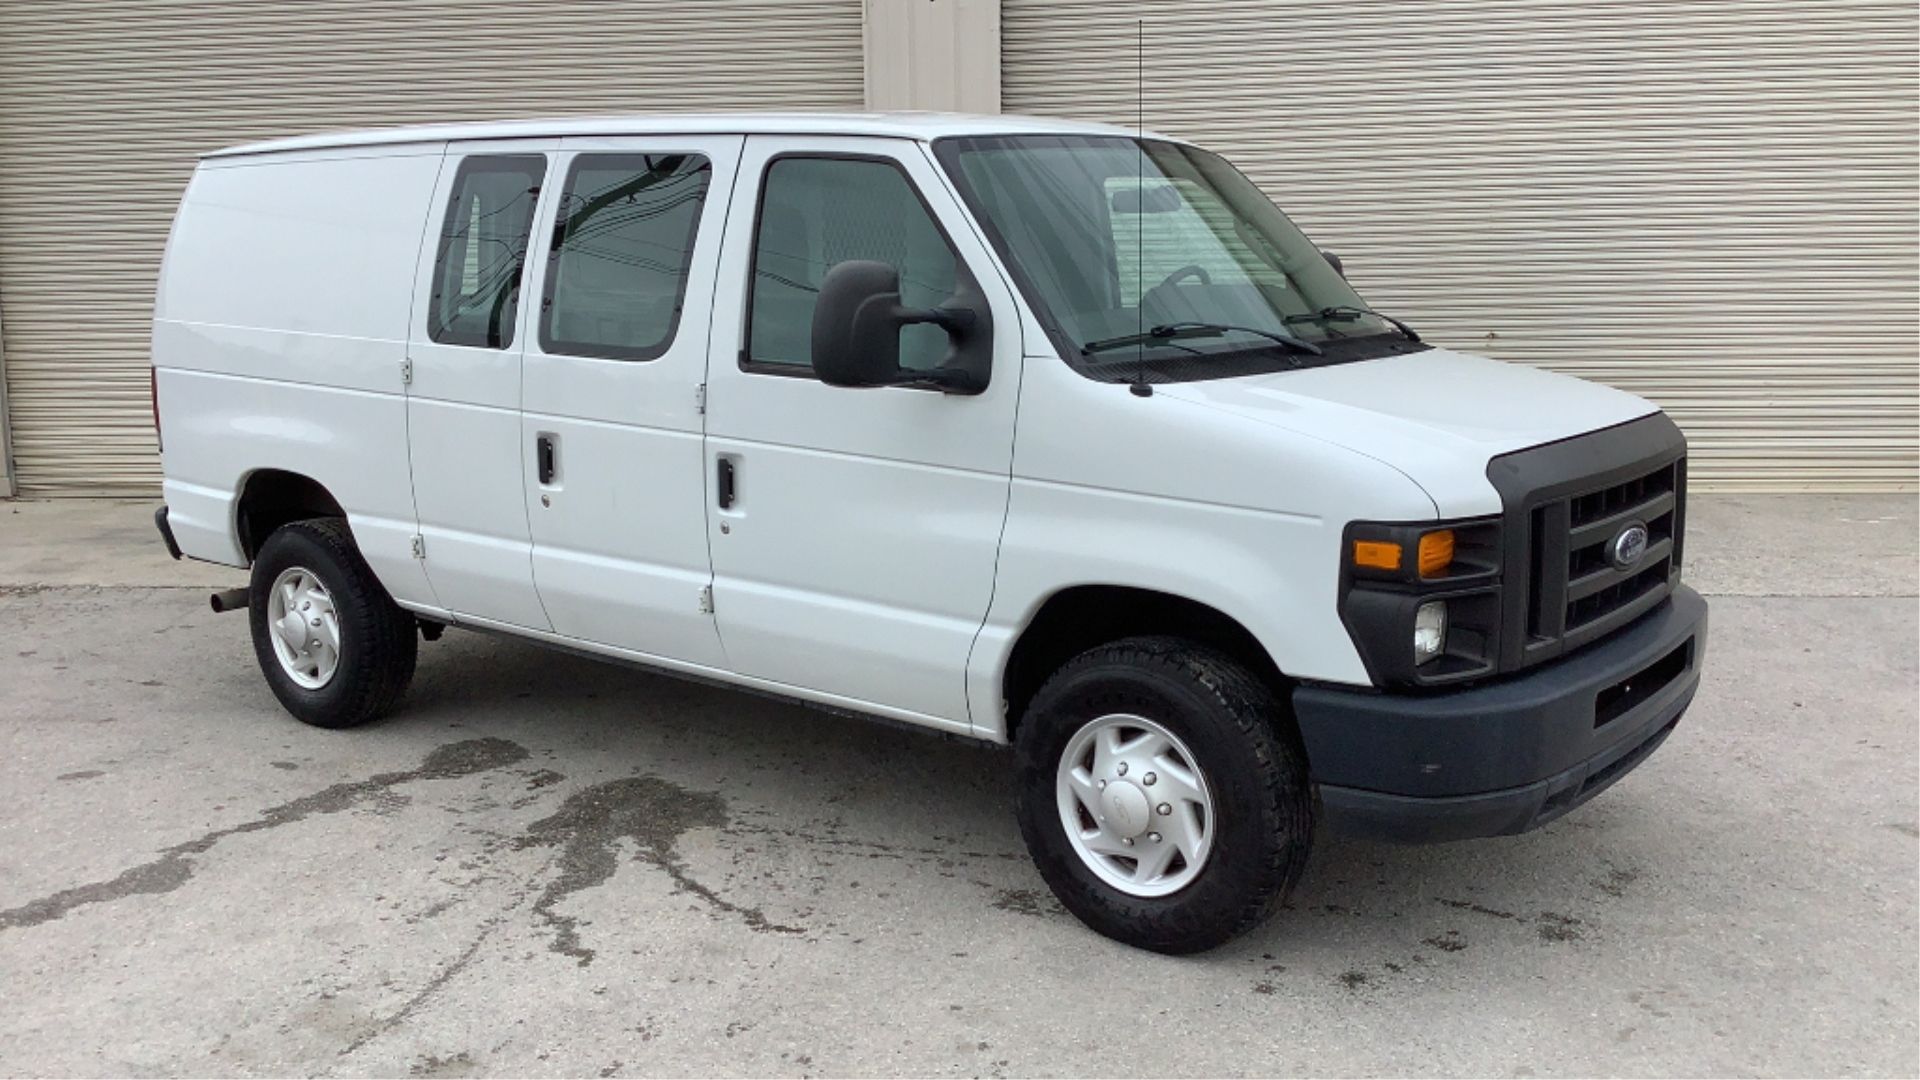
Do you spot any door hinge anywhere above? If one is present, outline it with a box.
[693,382,707,415]
[400,358,414,386]
[410,534,426,559]
[697,585,714,614]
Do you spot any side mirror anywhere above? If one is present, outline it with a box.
[1320,249,1346,278]
[811,260,991,394]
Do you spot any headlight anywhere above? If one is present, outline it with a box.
[1414,600,1448,664]
[1340,516,1502,686]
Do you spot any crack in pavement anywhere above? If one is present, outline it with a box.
[0,738,531,932]
[337,849,559,1060]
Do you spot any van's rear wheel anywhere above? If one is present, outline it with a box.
[248,518,416,728]
[1013,636,1313,953]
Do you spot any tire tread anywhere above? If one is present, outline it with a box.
[249,517,416,728]
[1014,635,1313,953]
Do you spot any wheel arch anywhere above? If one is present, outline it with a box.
[999,584,1291,741]
[234,468,347,561]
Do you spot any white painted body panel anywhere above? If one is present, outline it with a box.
[518,134,745,670]
[701,136,1025,724]
[152,151,443,610]
[1155,348,1657,519]
[403,138,557,631]
[154,113,1675,745]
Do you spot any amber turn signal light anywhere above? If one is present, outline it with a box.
[1417,529,1455,577]
[1352,539,1402,571]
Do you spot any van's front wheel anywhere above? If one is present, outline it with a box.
[1013,636,1313,953]
[248,518,416,728]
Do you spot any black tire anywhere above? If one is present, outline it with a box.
[1013,636,1314,953]
[248,518,417,729]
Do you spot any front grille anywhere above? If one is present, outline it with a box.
[1521,456,1685,665]
[1487,414,1689,675]
[1564,460,1680,634]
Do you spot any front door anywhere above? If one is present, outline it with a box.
[406,140,557,629]
[702,136,1024,728]
[518,135,742,668]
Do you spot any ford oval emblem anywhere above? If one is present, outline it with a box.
[1610,522,1650,569]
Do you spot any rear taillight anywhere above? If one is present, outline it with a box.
[150,366,162,452]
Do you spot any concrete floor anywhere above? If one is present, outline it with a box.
[0,495,1914,1077]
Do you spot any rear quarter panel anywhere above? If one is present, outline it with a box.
[152,148,445,607]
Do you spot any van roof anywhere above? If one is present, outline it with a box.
[205,111,1167,159]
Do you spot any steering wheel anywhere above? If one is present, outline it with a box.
[1156,264,1212,290]
[1139,264,1213,324]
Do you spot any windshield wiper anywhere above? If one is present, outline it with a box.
[1080,321,1323,358]
[1282,305,1422,343]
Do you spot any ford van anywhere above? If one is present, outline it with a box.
[151,112,1706,952]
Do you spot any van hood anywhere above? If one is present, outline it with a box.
[1154,347,1659,516]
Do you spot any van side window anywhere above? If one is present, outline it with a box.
[745,156,958,373]
[540,153,712,361]
[427,155,545,349]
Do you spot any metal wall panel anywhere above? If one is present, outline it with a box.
[0,0,864,495]
[1003,0,1920,489]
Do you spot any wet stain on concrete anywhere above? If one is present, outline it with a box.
[1424,930,1468,952]
[1437,898,1587,943]
[408,1050,478,1078]
[1537,912,1585,942]
[1438,897,1519,920]
[56,769,105,781]
[515,775,803,964]
[1339,970,1371,990]
[1886,822,1918,838]
[0,738,529,932]
[991,888,1058,918]
[270,761,301,771]
[1593,867,1639,897]
[522,769,565,791]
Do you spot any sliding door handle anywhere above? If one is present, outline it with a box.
[716,457,736,510]
[536,434,556,485]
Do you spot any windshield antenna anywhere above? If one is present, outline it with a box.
[1130,18,1153,398]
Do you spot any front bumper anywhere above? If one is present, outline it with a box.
[1296,584,1707,842]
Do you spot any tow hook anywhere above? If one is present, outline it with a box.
[209,587,250,613]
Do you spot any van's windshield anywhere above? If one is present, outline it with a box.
[935,135,1428,383]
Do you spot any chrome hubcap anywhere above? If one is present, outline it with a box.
[265,566,340,690]
[1056,714,1214,897]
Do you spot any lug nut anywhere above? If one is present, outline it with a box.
[1149,832,1161,843]
[1157,803,1171,816]
[1097,779,1107,790]
[1121,837,1134,846]
[1143,772,1156,786]
[1116,762,1128,776]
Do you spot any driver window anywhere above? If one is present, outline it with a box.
[745,155,958,373]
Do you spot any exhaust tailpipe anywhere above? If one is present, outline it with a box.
[209,587,250,613]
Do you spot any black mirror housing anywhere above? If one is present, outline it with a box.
[811,260,991,394]
[812,261,906,387]
[1321,248,1346,278]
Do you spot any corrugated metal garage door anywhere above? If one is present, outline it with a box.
[0,0,864,496]
[1004,0,1919,490]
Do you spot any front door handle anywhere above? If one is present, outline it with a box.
[536,434,556,485]
[716,457,736,510]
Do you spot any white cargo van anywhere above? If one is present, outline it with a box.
[152,113,1706,952]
